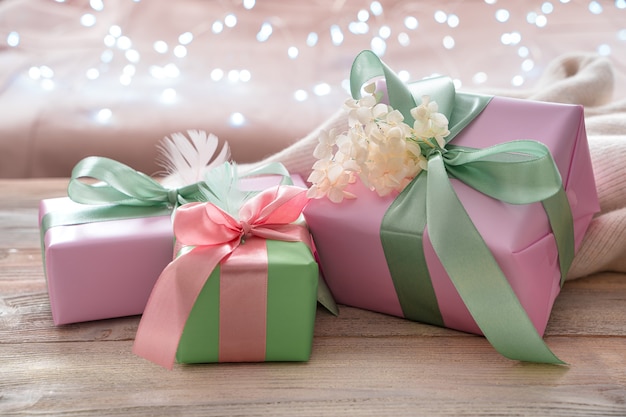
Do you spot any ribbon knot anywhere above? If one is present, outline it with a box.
[240,220,253,243]
[167,188,180,208]
[424,146,445,161]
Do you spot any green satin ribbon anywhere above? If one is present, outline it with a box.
[41,204,173,237]
[351,50,574,363]
[67,156,199,207]
[41,157,295,233]
[41,156,204,234]
[68,156,293,207]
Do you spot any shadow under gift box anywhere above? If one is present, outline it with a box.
[303,96,599,337]
[39,174,305,326]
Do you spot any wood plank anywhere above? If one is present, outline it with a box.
[0,338,624,416]
[0,178,68,203]
[0,248,46,282]
[0,179,67,251]
[547,273,626,336]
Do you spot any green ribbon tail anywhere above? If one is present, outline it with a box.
[543,189,576,286]
[426,153,565,364]
[316,273,340,316]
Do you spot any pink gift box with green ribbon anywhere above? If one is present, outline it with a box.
[303,51,599,364]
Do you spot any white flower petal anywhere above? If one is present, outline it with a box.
[386,109,404,124]
[372,103,389,119]
[328,187,345,203]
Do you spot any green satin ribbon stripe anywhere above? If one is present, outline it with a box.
[351,50,575,363]
[543,190,576,286]
[41,204,173,235]
[381,174,444,327]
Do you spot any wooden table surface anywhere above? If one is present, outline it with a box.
[1,178,625,416]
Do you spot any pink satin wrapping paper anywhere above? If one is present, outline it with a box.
[40,197,173,325]
[304,96,599,336]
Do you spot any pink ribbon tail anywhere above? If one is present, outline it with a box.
[132,243,236,369]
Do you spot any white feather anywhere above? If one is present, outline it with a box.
[157,130,231,188]
[199,162,251,218]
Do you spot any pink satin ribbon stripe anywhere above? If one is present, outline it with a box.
[133,186,313,369]
[219,237,268,363]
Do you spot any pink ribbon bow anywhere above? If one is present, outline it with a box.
[133,185,312,369]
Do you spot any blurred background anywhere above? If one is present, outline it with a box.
[1,0,625,177]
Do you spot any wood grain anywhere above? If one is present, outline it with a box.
[1,179,625,416]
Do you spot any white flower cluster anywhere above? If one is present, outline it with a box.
[307,83,450,203]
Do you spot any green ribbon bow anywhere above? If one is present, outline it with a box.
[41,157,294,232]
[351,50,575,364]
[68,156,205,207]
[68,156,295,207]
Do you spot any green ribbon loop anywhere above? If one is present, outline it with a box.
[381,174,443,327]
[441,141,574,284]
[68,156,205,207]
[350,50,456,124]
[444,141,564,205]
[353,50,575,363]
[350,50,490,143]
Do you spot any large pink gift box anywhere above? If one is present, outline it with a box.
[304,96,598,337]
[40,174,304,325]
